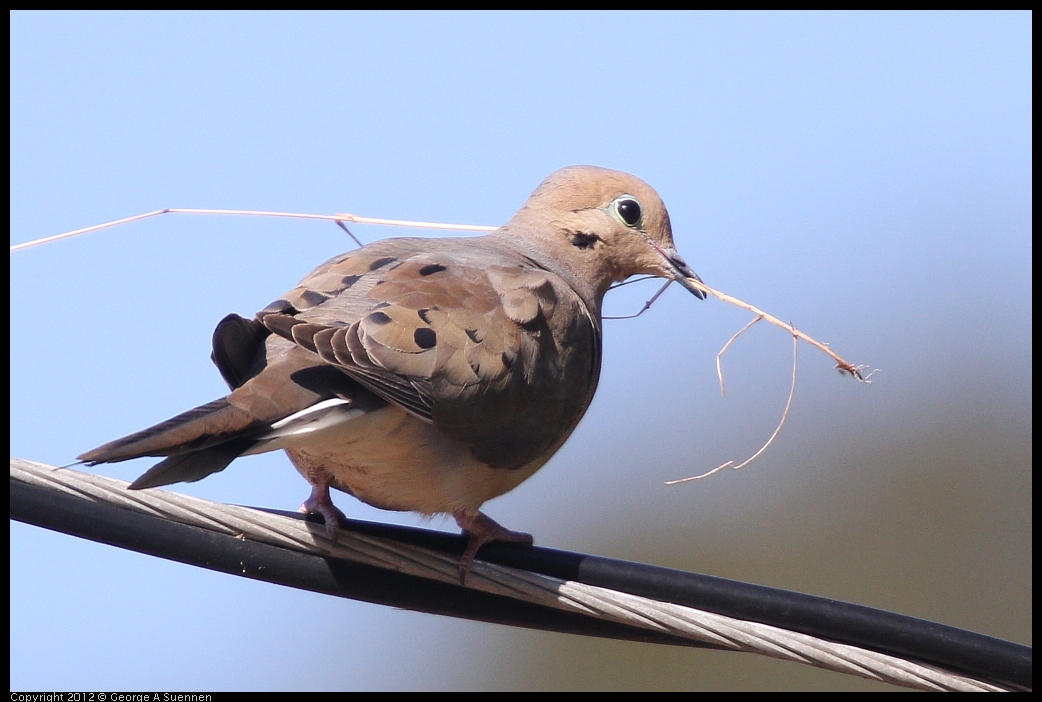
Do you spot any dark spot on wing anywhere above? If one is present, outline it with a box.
[369,257,398,270]
[419,263,447,276]
[465,328,481,343]
[414,328,437,349]
[368,311,392,325]
[299,290,329,308]
[418,308,432,324]
[340,274,362,288]
[258,299,298,316]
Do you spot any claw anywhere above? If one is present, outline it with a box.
[299,481,347,538]
[453,509,533,585]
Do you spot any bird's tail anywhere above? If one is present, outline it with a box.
[78,397,267,490]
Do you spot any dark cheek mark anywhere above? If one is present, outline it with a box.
[571,232,600,249]
[414,327,437,349]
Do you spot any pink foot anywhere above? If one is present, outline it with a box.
[299,481,347,538]
[453,509,533,585]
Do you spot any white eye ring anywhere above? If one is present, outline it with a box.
[612,195,643,228]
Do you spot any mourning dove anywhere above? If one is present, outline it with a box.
[80,165,705,578]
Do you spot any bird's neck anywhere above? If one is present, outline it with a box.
[486,230,610,320]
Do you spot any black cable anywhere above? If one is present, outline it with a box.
[11,475,1031,690]
[275,507,1032,691]
[9,476,718,650]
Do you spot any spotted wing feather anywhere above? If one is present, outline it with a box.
[260,238,599,469]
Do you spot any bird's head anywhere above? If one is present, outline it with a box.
[501,165,706,307]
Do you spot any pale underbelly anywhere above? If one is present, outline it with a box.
[283,405,545,514]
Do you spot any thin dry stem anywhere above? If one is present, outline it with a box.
[684,277,869,382]
[667,330,800,485]
[604,280,673,320]
[9,208,497,252]
[716,315,765,397]
[334,212,496,232]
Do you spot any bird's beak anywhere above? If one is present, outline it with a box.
[648,241,707,300]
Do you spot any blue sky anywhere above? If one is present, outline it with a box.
[11,11,1031,690]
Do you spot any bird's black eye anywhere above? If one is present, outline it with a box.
[615,197,642,227]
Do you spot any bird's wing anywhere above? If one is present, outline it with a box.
[260,238,599,469]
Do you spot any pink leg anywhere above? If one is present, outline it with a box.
[453,509,533,585]
[299,474,348,538]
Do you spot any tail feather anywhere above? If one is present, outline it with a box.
[78,343,379,491]
[78,396,272,489]
[127,437,256,489]
[78,398,266,464]
[210,313,269,391]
